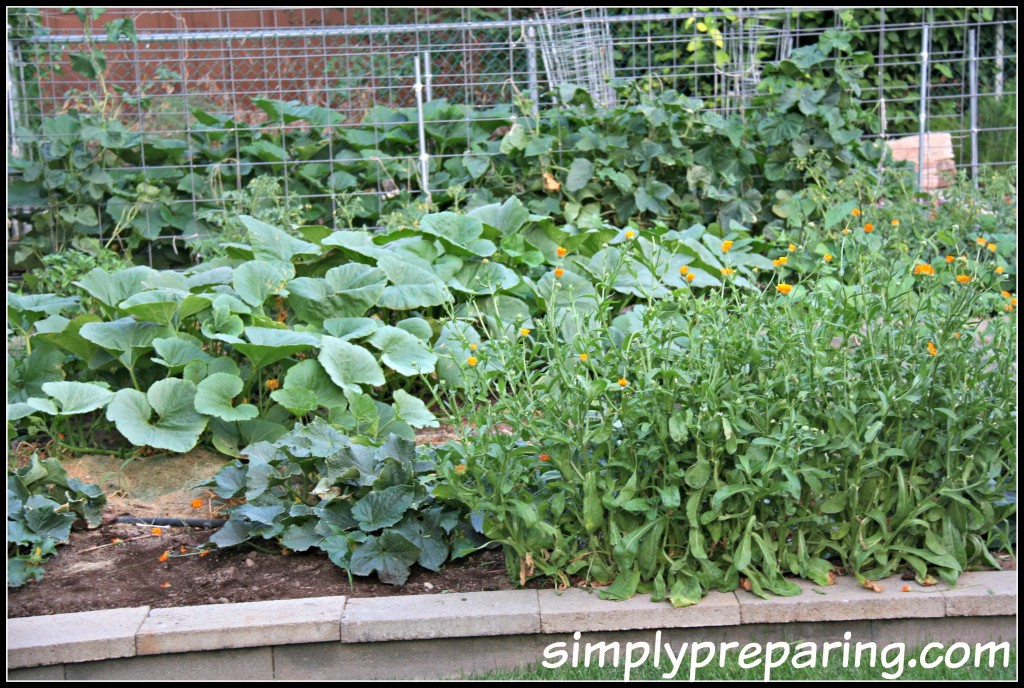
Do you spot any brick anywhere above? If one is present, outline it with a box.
[941,571,1016,617]
[341,590,539,643]
[136,596,344,655]
[538,587,740,634]
[8,607,149,668]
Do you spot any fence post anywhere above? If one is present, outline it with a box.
[918,24,929,191]
[968,29,979,189]
[6,32,21,159]
[994,12,1004,97]
[526,24,539,119]
[413,55,430,200]
[423,50,433,102]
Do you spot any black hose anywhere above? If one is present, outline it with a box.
[114,516,227,528]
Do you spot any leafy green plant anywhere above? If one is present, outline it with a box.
[8,453,107,586]
[431,199,1016,604]
[205,419,465,585]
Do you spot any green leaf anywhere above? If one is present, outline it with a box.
[32,381,114,416]
[392,390,438,429]
[393,509,452,571]
[239,215,322,263]
[318,337,385,393]
[447,260,520,295]
[270,387,318,416]
[467,197,530,234]
[367,326,437,376]
[194,373,259,421]
[152,335,213,371]
[819,493,847,514]
[323,317,381,341]
[233,327,320,370]
[281,520,323,552]
[281,359,348,409]
[824,200,860,229]
[23,495,77,542]
[376,254,452,310]
[352,485,416,532]
[349,531,420,585]
[74,266,155,308]
[233,260,294,308]
[598,569,641,601]
[106,378,208,452]
[80,318,173,370]
[418,212,496,257]
[565,158,595,193]
[287,263,387,325]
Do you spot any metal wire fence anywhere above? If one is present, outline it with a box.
[6,7,1017,257]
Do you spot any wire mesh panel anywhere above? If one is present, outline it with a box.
[6,7,1017,263]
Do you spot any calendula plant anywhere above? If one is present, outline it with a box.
[430,205,1016,605]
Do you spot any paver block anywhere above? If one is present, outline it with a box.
[8,607,149,668]
[275,635,551,680]
[136,596,345,655]
[65,647,273,680]
[342,590,539,643]
[538,587,740,634]
[735,575,945,624]
[941,571,1016,617]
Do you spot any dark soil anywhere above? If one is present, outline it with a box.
[7,518,544,619]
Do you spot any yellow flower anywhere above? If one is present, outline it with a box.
[554,267,565,278]
[579,353,589,361]
[520,327,531,337]
[721,240,734,253]
[772,256,788,267]
[686,273,696,283]
[618,378,628,387]
[977,236,987,246]
[945,255,955,263]
[927,341,937,356]
[776,284,793,295]
[625,230,636,240]
[469,343,477,351]
[891,219,900,226]
[467,356,478,367]
[852,208,861,217]
[987,243,997,252]
[720,268,735,276]
[863,223,874,233]
[955,275,971,284]
[556,246,567,257]
[265,378,280,391]
[823,254,833,262]
[995,266,1004,274]
[454,464,467,474]
[913,263,935,276]
[679,265,689,275]
[787,243,797,252]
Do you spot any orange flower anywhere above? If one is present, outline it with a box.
[721,240,734,253]
[266,378,280,391]
[625,230,636,240]
[539,454,551,462]
[556,246,567,258]
[579,353,589,362]
[1004,304,1014,312]
[772,256,788,267]
[823,254,833,262]
[199,550,210,557]
[618,378,629,387]
[987,243,997,253]
[159,550,170,562]
[467,356,478,367]
[685,273,696,283]
[111,538,124,545]
[542,172,561,192]
[902,585,911,592]
[945,255,955,263]
[180,545,187,554]
[863,223,874,233]
[191,498,204,509]
[891,219,900,227]
[679,265,689,275]
[1001,290,1012,299]
[787,243,796,252]
[842,228,851,235]
[995,266,1004,274]
[720,268,735,276]
[151,527,163,536]
[955,275,971,284]
[554,267,565,278]
[913,263,935,276]
[976,236,987,246]
[520,327,531,337]
[852,208,861,217]
[953,332,961,339]
[776,284,793,295]
[454,464,467,474]
[927,341,937,356]
[160,582,172,589]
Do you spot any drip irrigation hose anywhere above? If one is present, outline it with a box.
[114,516,227,528]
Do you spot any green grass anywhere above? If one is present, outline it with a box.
[473,642,1017,681]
